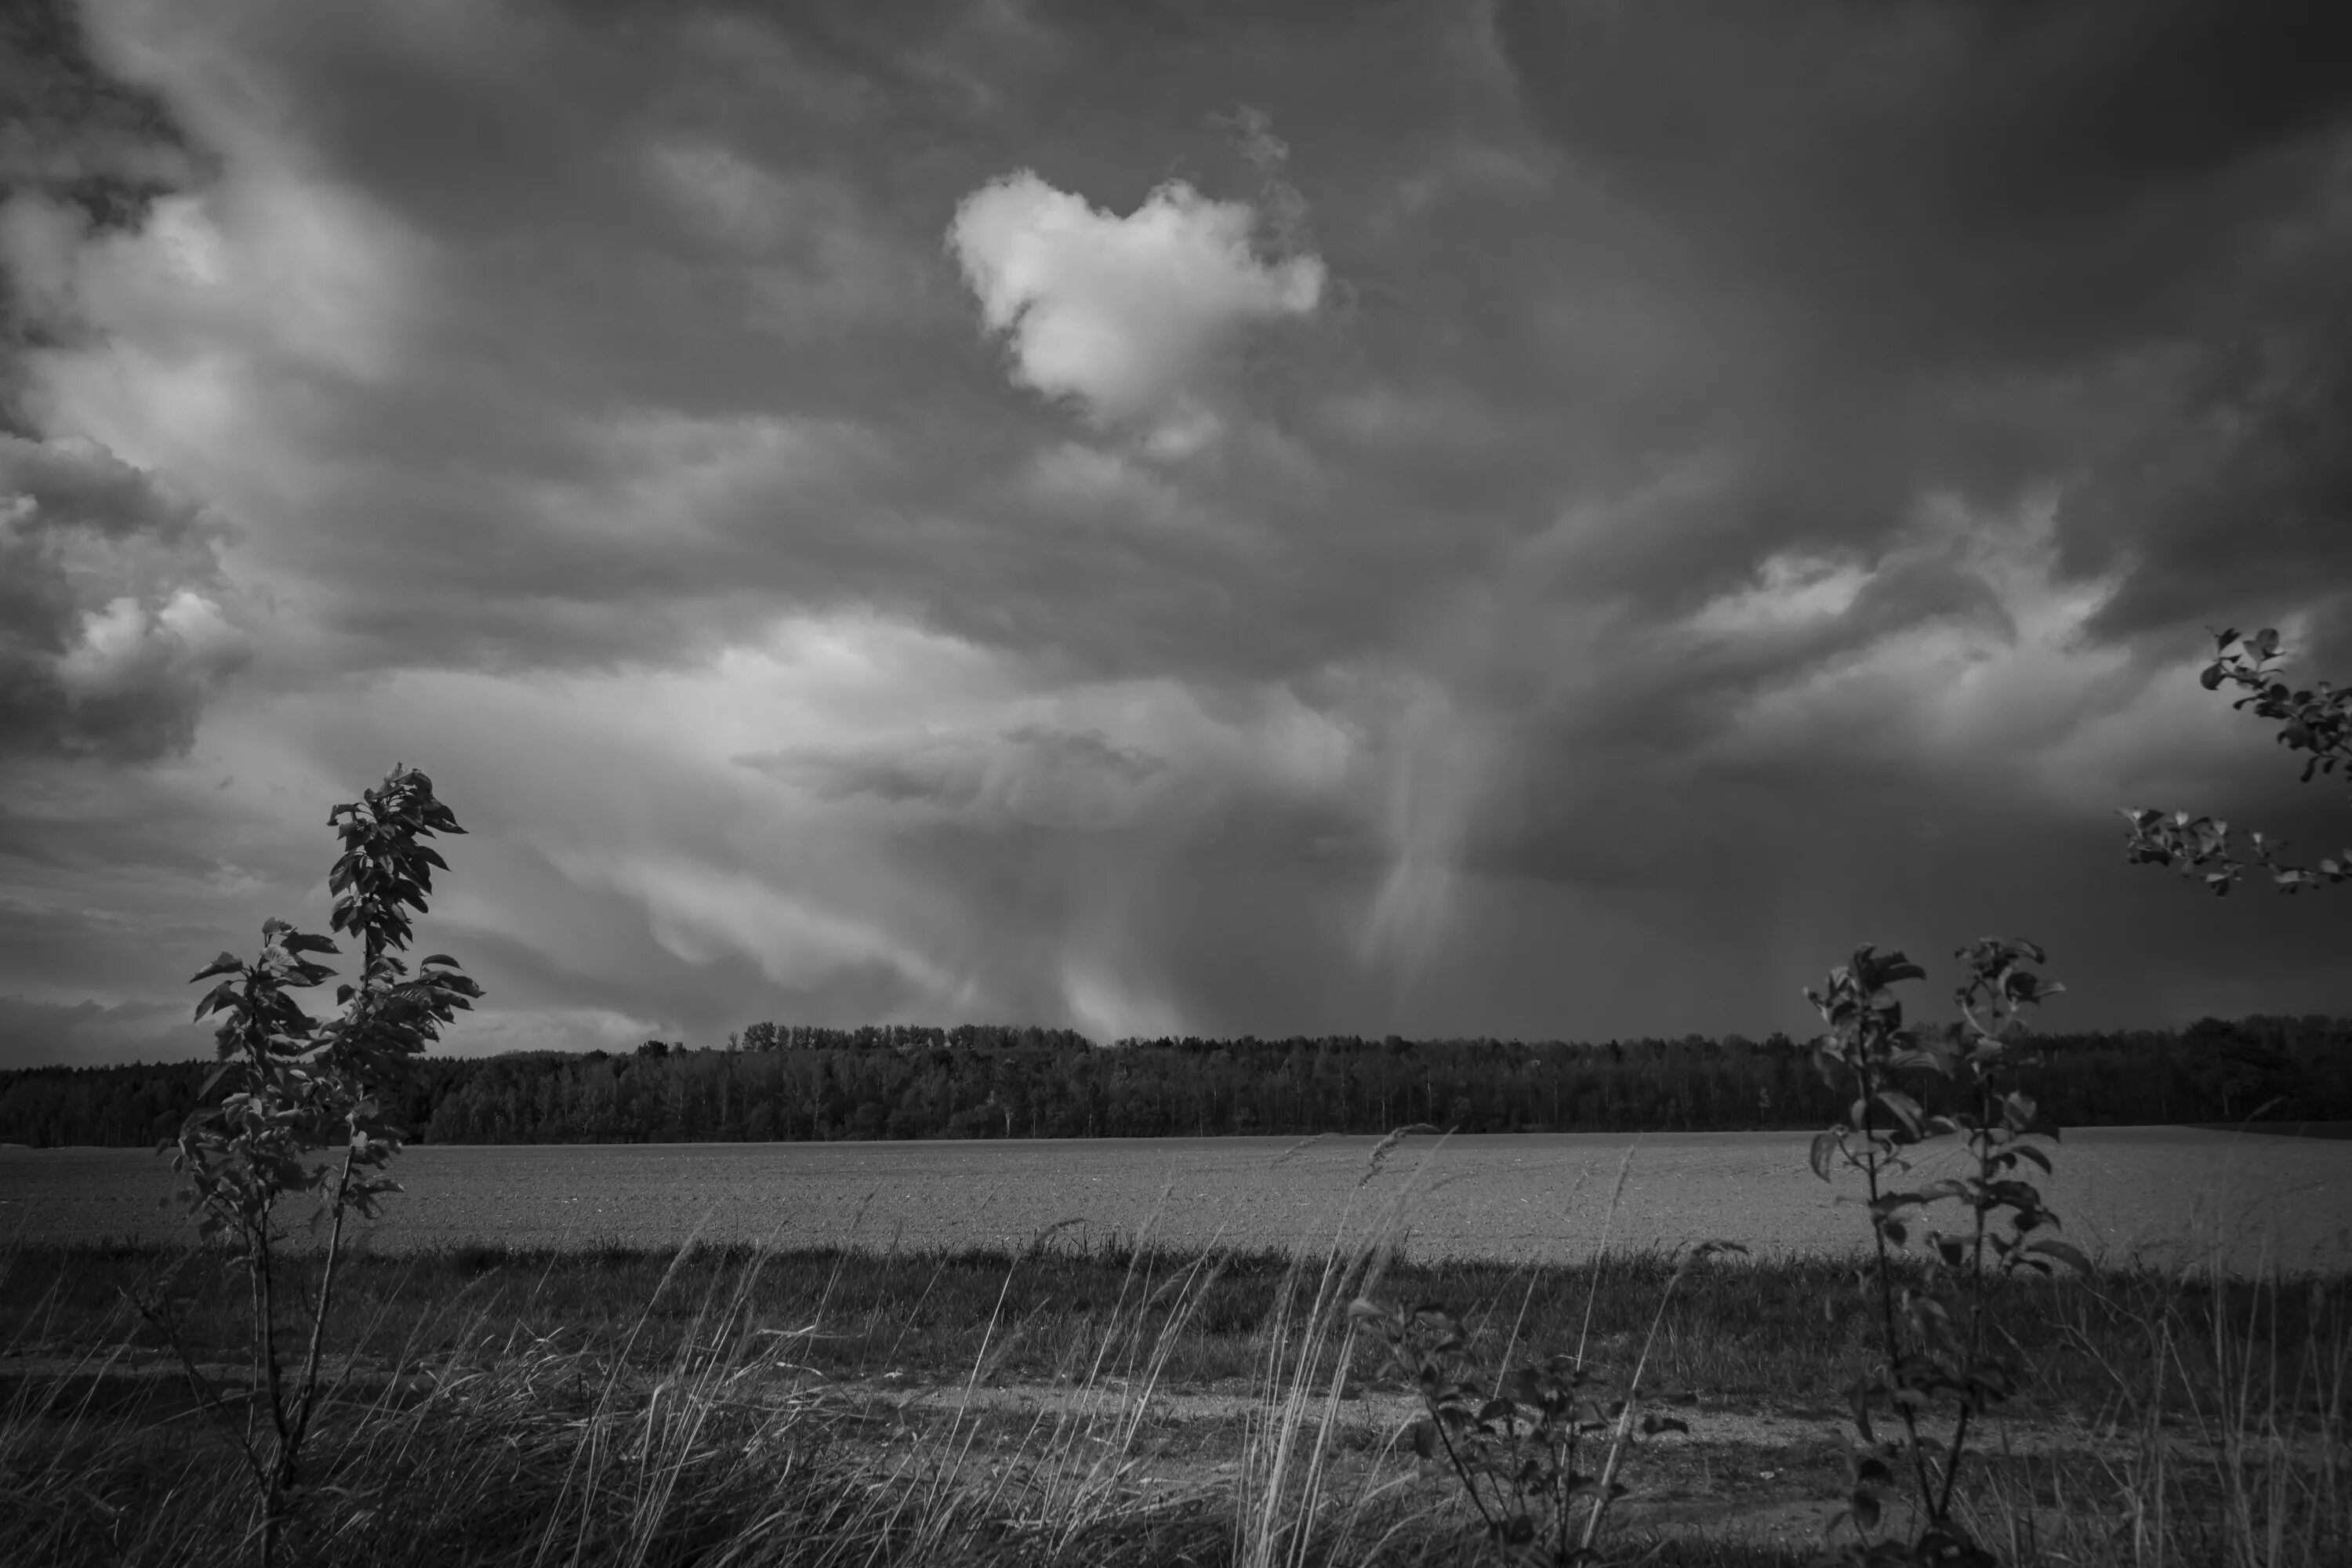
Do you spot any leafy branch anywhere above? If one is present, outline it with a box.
[2122,627,2352,895]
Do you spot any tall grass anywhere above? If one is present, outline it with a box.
[1231,1128,1443,1568]
[3,1201,2344,1565]
[2,1229,1234,1567]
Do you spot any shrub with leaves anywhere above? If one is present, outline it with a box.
[136,764,481,1568]
[1351,1239,1739,1566]
[1805,938,2082,1566]
[2122,626,2352,895]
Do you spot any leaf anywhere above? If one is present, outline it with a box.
[191,980,243,1022]
[1872,1088,1926,1137]
[2027,1238,2093,1276]
[1809,1131,1838,1181]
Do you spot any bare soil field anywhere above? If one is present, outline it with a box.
[6,1127,2347,1274]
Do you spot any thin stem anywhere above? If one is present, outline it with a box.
[1428,1411,1497,1534]
[1580,1252,1693,1552]
[252,1221,284,1568]
[289,1138,358,1459]
[1555,1424,1573,1564]
[1857,1053,1937,1517]
[1938,1056,1999,1522]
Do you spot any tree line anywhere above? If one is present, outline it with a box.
[4,1014,2347,1149]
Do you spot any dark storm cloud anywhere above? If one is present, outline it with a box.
[0,433,247,760]
[0,0,1574,692]
[0,0,209,435]
[0,0,204,216]
[5,0,1345,681]
[1492,0,2352,629]
[1494,0,2352,358]
[2065,303,2352,646]
[22,0,2345,691]
[4,0,2352,1067]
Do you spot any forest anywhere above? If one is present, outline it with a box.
[4,1014,2347,1149]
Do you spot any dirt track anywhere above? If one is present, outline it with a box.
[8,1346,2323,1553]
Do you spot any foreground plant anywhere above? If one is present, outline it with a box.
[1806,938,2085,1566]
[130,764,481,1568]
[1352,1239,1740,1566]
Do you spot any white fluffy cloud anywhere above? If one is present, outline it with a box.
[949,170,1324,449]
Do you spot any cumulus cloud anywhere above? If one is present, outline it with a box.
[949,167,1324,449]
[0,431,246,760]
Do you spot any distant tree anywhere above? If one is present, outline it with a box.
[2122,627,2352,895]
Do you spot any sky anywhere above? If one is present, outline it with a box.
[3,0,2350,1070]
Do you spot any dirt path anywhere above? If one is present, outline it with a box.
[7,1341,2315,1470]
[815,1375,2250,1551]
[13,1347,2331,1553]
[827,1371,2315,1468]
